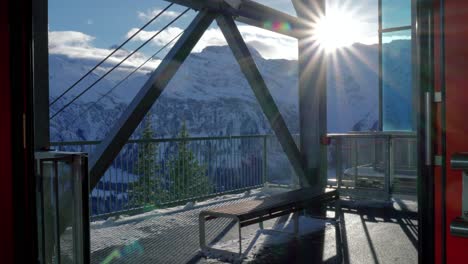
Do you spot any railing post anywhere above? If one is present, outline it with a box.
[385,136,393,199]
[335,138,343,189]
[390,137,395,193]
[263,136,267,186]
[353,139,358,187]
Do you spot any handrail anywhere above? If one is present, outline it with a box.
[451,153,468,170]
[50,132,416,146]
[50,134,281,146]
[327,131,416,138]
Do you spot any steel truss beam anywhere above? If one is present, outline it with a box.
[165,0,302,38]
[216,15,308,185]
[89,11,216,189]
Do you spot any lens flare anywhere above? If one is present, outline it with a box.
[315,8,366,52]
[263,21,292,32]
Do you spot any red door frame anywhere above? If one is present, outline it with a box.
[0,0,38,262]
[0,0,14,261]
[434,0,468,263]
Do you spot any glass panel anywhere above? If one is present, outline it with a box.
[391,137,417,193]
[326,0,379,133]
[382,0,411,29]
[327,46,379,133]
[36,153,88,264]
[382,30,413,131]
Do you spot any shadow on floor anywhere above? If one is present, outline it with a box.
[89,197,418,264]
[248,200,418,264]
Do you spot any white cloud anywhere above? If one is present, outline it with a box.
[49,31,95,48]
[137,8,181,21]
[126,26,184,47]
[48,31,160,71]
[128,25,299,60]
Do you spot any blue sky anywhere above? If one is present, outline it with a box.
[48,0,410,62]
[49,0,197,49]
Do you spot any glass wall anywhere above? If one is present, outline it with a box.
[326,0,379,133]
[380,0,413,131]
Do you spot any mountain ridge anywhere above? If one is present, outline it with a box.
[49,40,411,142]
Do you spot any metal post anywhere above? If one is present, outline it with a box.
[336,138,343,188]
[32,0,50,150]
[263,136,267,185]
[334,197,343,262]
[53,161,61,264]
[353,139,358,187]
[378,0,383,131]
[293,212,299,238]
[199,214,207,251]
[238,222,243,256]
[385,136,392,199]
[389,137,395,193]
[293,0,327,188]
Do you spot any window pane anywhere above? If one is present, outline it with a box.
[382,0,411,29]
[327,0,379,133]
[382,30,413,131]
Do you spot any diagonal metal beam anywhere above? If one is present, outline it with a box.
[89,11,216,190]
[216,15,308,186]
[165,0,301,38]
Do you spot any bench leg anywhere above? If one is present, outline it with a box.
[335,199,344,263]
[199,214,207,251]
[293,212,299,238]
[238,222,242,256]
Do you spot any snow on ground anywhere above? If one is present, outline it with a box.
[91,188,270,228]
[87,185,417,263]
[87,186,339,263]
[89,187,308,263]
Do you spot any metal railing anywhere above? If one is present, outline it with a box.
[327,132,417,200]
[51,135,297,219]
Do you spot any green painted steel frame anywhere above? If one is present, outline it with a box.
[216,14,308,185]
[89,11,216,190]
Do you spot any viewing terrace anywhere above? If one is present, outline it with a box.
[34,0,425,263]
[45,132,418,263]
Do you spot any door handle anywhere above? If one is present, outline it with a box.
[425,92,432,166]
[450,153,468,237]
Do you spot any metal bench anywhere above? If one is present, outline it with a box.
[199,188,340,259]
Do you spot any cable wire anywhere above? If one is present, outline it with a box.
[49,3,174,107]
[50,8,190,120]
[68,30,185,125]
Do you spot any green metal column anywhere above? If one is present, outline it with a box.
[32,0,50,150]
[89,11,216,189]
[263,135,267,185]
[217,15,308,186]
[293,0,328,188]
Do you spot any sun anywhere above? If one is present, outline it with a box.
[315,8,365,51]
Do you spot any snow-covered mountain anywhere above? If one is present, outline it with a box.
[50,40,411,142]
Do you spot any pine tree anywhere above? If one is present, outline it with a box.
[168,121,212,201]
[129,115,166,207]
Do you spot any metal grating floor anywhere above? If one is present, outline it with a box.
[88,191,418,264]
[90,188,293,263]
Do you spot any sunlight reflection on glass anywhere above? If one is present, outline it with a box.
[315,8,367,52]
